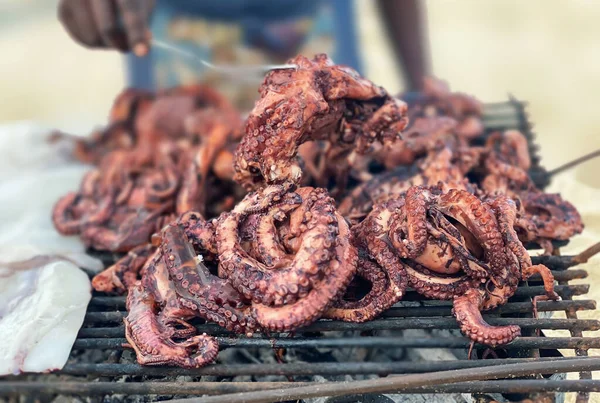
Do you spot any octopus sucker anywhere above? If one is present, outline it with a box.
[124,284,219,368]
[252,211,357,332]
[452,289,521,347]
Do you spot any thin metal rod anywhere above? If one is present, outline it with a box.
[3,380,600,397]
[573,241,600,264]
[483,100,528,109]
[78,317,600,338]
[151,39,297,74]
[79,299,596,339]
[173,357,600,403]
[548,148,600,177]
[530,255,583,270]
[86,295,592,318]
[72,336,600,350]
[57,357,592,377]
[83,284,590,325]
[0,381,309,397]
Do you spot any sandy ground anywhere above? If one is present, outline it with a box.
[1,0,599,400]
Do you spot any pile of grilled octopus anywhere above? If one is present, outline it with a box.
[53,54,584,368]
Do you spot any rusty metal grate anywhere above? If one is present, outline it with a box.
[1,99,599,403]
[2,254,599,402]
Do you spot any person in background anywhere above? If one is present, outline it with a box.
[58,0,430,109]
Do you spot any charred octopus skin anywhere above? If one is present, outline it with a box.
[216,185,357,332]
[234,54,408,190]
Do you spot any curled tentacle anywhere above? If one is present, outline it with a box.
[216,186,344,307]
[352,199,409,302]
[252,211,357,331]
[452,288,521,347]
[324,256,404,322]
[52,192,113,235]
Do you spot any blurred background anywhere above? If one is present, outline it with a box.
[2,0,600,184]
[1,0,600,395]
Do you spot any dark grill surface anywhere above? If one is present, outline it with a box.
[2,99,599,403]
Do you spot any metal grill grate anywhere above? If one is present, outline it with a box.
[1,99,599,403]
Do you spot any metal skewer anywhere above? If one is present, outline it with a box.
[151,39,297,76]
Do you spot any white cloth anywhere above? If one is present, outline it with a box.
[0,121,102,271]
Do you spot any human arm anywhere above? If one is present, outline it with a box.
[58,0,155,56]
[375,0,431,92]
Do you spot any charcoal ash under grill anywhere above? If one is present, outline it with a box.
[1,99,599,403]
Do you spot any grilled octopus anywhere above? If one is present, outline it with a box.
[339,140,477,224]
[234,54,408,191]
[123,183,357,366]
[404,76,484,140]
[215,185,357,332]
[480,130,583,253]
[54,83,244,267]
[329,186,559,346]
[123,218,257,368]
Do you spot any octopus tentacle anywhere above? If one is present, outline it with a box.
[92,243,155,293]
[177,211,219,258]
[488,195,532,270]
[252,211,357,331]
[160,224,257,335]
[52,192,114,235]
[124,284,219,368]
[324,256,404,322]
[452,288,521,347]
[354,198,409,300]
[405,260,479,301]
[398,186,430,257]
[522,264,560,302]
[488,195,559,303]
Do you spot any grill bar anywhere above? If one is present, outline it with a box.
[559,271,592,403]
[3,380,600,397]
[79,299,597,338]
[73,336,600,350]
[177,357,600,403]
[77,317,600,339]
[56,357,595,377]
[85,282,590,315]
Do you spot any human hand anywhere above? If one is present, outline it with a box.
[58,0,155,56]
